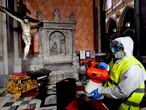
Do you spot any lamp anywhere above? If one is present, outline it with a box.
[113,28,117,32]
[125,22,130,27]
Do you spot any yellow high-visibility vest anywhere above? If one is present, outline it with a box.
[105,56,145,110]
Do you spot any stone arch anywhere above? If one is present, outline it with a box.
[119,6,135,34]
[106,17,118,37]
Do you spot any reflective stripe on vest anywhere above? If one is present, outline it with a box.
[124,100,139,107]
[124,87,145,107]
[106,56,145,107]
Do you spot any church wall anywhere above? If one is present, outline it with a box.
[23,0,94,52]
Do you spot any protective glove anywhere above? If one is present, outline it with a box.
[89,88,102,100]
[98,62,110,71]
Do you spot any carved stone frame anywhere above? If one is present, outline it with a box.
[41,21,75,64]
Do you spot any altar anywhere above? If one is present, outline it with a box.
[39,9,79,84]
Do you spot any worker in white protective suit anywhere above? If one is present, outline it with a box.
[89,36,146,110]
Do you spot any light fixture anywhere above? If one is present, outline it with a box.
[113,28,117,32]
[125,22,130,27]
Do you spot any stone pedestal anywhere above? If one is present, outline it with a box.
[39,10,79,83]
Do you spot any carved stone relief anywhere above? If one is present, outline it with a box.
[49,31,66,55]
[53,9,61,22]
[41,22,74,63]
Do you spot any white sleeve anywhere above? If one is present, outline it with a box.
[98,65,146,99]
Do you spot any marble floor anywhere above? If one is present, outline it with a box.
[0,80,146,110]
[0,80,86,110]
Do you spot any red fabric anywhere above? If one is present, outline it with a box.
[66,98,80,110]
[88,100,108,110]
[76,86,84,91]
[10,73,27,78]
[21,89,39,97]
[66,98,108,110]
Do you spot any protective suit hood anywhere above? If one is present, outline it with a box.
[114,36,133,56]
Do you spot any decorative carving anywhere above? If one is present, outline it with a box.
[36,10,42,20]
[49,31,66,55]
[69,12,75,22]
[53,9,61,21]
